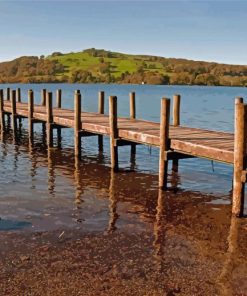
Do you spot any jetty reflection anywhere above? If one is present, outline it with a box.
[0,128,246,294]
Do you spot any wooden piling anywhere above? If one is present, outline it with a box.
[74,91,82,158]
[17,88,21,103]
[0,89,4,131]
[98,91,105,151]
[6,88,10,101]
[46,92,53,148]
[56,89,62,108]
[172,95,181,172]
[98,91,105,114]
[129,92,136,120]
[232,97,246,217]
[159,98,170,189]
[56,89,62,148]
[109,96,118,171]
[41,89,46,106]
[173,94,181,127]
[41,89,46,140]
[130,92,136,155]
[11,90,17,134]
[28,90,34,142]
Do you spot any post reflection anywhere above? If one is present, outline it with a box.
[107,169,119,233]
[74,156,84,208]
[217,216,241,296]
[153,189,169,273]
[29,142,37,188]
[0,129,7,161]
[47,148,56,197]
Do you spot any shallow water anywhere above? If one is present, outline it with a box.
[0,84,246,295]
[0,84,246,232]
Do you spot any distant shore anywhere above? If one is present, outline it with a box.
[0,48,246,87]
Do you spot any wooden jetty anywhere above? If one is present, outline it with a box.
[0,88,245,217]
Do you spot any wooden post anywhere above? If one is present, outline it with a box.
[41,89,46,138]
[41,89,46,106]
[56,89,62,148]
[129,92,136,119]
[232,97,246,217]
[17,88,22,128]
[173,94,180,126]
[109,96,118,171]
[158,98,170,189]
[28,90,34,142]
[172,94,181,172]
[0,89,4,131]
[56,89,62,108]
[74,91,82,158]
[11,90,17,134]
[6,88,10,101]
[17,88,21,102]
[98,91,105,114]
[46,92,53,148]
[129,92,136,155]
[98,91,104,151]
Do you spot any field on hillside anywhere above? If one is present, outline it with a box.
[47,50,166,78]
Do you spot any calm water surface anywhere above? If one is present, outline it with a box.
[0,84,246,294]
[0,84,247,231]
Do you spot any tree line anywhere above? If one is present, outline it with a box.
[0,50,247,86]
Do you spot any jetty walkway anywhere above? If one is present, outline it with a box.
[0,88,245,217]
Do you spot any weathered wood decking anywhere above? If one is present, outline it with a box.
[0,88,245,217]
[2,101,235,163]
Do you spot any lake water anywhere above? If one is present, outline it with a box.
[0,84,247,231]
[0,84,247,295]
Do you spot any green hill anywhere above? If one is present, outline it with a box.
[0,48,247,86]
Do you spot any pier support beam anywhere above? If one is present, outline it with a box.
[129,92,136,156]
[98,91,104,151]
[56,89,62,147]
[11,90,17,136]
[74,91,82,158]
[232,97,246,217]
[6,88,10,101]
[172,94,181,173]
[28,90,34,143]
[17,88,22,128]
[41,89,46,141]
[17,88,21,103]
[6,88,10,127]
[158,98,170,189]
[109,96,118,171]
[46,92,53,148]
[0,90,4,131]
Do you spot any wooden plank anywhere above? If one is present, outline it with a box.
[0,95,239,164]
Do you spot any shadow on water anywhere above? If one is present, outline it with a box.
[0,219,32,231]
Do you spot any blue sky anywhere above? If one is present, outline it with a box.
[0,0,246,65]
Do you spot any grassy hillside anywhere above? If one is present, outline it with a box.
[0,48,247,86]
[47,49,166,79]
